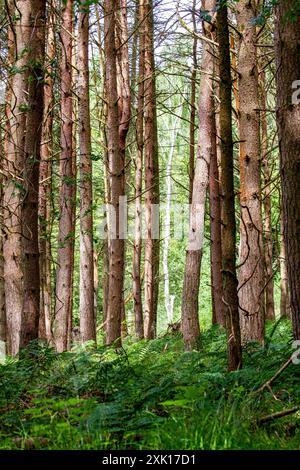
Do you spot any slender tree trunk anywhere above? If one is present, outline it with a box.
[54,0,75,352]
[143,0,159,340]
[116,0,131,339]
[236,0,265,344]
[260,71,275,321]
[104,0,124,346]
[39,4,55,344]
[181,0,216,351]
[217,3,242,370]
[78,1,96,343]
[209,105,224,327]
[133,0,145,339]
[189,0,197,204]
[0,118,5,351]
[275,0,300,338]
[280,209,290,318]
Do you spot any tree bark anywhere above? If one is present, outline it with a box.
[133,0,145,339]
[78,0,96,344]
[104,0,124,346]
[54,0,76,352]
[236,0,265,344]
[39,3,55,344]
[280,209,290,318]
[143,0,159,340]
[181,0,216,351]
[275,0,300,338]
[4,0,46,355]
[189,0,197,204]
[209,103,224,327]
[217,3,242,371]
[260,71,275,321]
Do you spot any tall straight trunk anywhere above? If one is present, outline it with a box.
[78,1,96,343]
[260,71,275,321]
[104,0,124,346]
[181,0,216,351]
[217,3,242,370]
[189,0,197,204]
[143,0,159,340]
[236,0,265,343]
[275,1,300,339]
[4,0,46,355]
[116,0,131,339]
[39,4,55,344]
[209,105,224,327]
[0,118,5,350]
[54,0,75,352]
[133,0,145,339]
[280,209,290,318]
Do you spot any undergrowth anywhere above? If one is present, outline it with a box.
[0,320,300,450]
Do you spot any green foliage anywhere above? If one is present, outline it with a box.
[1,321,300,450]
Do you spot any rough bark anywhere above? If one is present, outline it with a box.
[181,0,216,351]
[78,1,96,343]
[39,4,55,344]
[209,103,224,327]
[54,0,75,352]
[116,0,131,339]
[189,0,197,204]
[275,0,300,338]
[133,0,145,339]
[236,0,265,344]
[4,0,46,355]
[104,0,124,346]
[217,3,242,371]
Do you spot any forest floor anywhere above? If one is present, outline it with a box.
[0,320,300,450]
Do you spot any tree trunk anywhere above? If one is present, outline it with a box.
[143,0,160,340]
[236,0,265,344]
[54,0,75,352]
[275,0,300,338]
[260,71,275,321]
[4,0,46,355]
[78,1,96,344]
[217,3,242,371]
[181,0,216,351]
[133,0,145,339]
[189,0,197,204]
[39,4,55,344]
[104,0,124,346]
[280,209,290,318]
[209,103,224,327]
[116,0,131,340]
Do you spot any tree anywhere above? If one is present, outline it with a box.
[217,2,242,370]
[39,2,55,344]
[104,0,124,346]
[133,0,145,339]
[54,0,76,352]
[181,0,216,351]
[78,0,96,344]
[4,0,46,354]
[143,0,160,339]
[236,0,265,343]
[260,70,275,321]
[275,0,300,339]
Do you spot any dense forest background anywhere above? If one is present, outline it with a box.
[0,0,300,451]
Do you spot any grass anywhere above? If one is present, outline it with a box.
[0,319,300,450]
